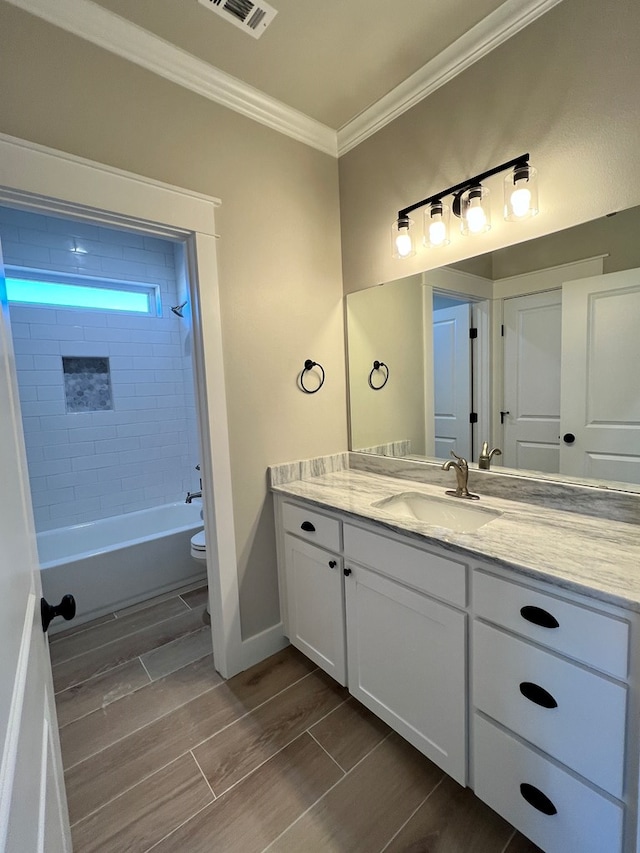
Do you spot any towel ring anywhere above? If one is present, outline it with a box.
[368,360,389,390]
[300,358,325,394]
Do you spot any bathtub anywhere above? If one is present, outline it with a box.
[38,502,206,632]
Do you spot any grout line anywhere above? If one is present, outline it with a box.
[50,612,118,644]
[306,694,350,730]
[52,603,206,667]
[500,829,518,853]
[307,730,347,775]
[138,655,152,682]
[63,653,315,773]
[189,749,217,800]
[52,616,207,689]
[261,733,393,853]
[69,749,207,830]
[142,798,215,853]
[178,668,321,765]
[57,660,153,731]
[378,775,446,852]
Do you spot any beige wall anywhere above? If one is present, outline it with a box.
[347,275,426,454]
[0,4,347,639]
[339,0,640,293]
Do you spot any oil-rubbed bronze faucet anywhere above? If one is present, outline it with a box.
[442,450,479,500]
[478,441,502,470]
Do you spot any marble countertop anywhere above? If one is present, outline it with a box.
[271,469,640,611]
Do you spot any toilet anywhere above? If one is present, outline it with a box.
[190,529,207,562]
[190,529,211,624]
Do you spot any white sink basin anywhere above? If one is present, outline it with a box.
[372,492,501,533]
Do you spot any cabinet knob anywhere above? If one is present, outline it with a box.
[328,560,337,569]
[343,567,352,577]
[300,521,316,532]
[520,605,559,629]
[519,783,557,816]
[519,681,558,709]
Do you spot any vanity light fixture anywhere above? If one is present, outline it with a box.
[392,153,538,257]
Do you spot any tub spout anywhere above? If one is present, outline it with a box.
[185,490,202,504]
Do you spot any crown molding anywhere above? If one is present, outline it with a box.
[6,0,562,159]
[337,0,564,156]
[4,0,338,157]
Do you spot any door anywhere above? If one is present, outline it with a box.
[503,290,562,473]
[284,535,346,686]
[344,562,467,785]
[561,269,640,482]
[0,248,71,851]
[433,303,472,460]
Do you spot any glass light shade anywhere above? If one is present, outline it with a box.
[391,217,416,259]
[504,164,539,221]
[460,186,491,236]
[424,201,451,248]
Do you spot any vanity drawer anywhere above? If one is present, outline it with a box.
[473,714,623,853]
[474,570,629,679]
[343,524,466,607]
[473,621,626,798]
[281,501,341,552]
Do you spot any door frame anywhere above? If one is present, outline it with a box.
[0,132,243,678]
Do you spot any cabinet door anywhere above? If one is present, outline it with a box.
[284,534,346,685]
[345,563,467,784]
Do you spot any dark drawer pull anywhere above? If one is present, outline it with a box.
[300,521,316,532]
[519,681,558,709]
[328,560,337,569]
[520,605,559,629]
[519,783,557,816]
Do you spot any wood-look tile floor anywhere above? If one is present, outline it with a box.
[52,586,542,852]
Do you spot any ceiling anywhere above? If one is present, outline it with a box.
[6,0,562,154]
[89,0,508,129]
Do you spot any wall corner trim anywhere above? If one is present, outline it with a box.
[4,0,338,158]
[4,0,562,158]
[336,0,565,155]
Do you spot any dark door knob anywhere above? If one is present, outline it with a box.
[343,567,352,577]
[563,433,576,444]
[41,595,76,633]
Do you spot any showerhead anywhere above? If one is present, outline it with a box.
[171,301,188,318]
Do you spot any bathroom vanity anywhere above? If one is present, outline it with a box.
[269,457,640,853]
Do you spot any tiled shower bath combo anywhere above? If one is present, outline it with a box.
[0,206,206,624]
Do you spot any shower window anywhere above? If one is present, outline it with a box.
[4,268,160,315]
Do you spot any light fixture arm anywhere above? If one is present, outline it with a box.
[397,153,530,221]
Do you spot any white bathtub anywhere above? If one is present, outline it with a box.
[38,502,206,632]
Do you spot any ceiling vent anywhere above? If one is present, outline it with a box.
[198,0,278,39]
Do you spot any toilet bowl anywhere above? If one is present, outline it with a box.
[190,529,207,562]
[190,529,211,625]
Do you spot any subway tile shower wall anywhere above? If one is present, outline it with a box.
[0,207,201,532]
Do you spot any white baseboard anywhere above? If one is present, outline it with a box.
[241,622,288,671]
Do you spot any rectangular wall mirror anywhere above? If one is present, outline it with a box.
[346,204,640,492]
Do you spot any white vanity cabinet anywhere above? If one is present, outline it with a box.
[273,492,639,853]
[275,497,469,783]
[279,501,347,685]
[472,568,631,853]
[343,525,467,785]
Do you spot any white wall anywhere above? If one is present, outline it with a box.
[0,207,200,531]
